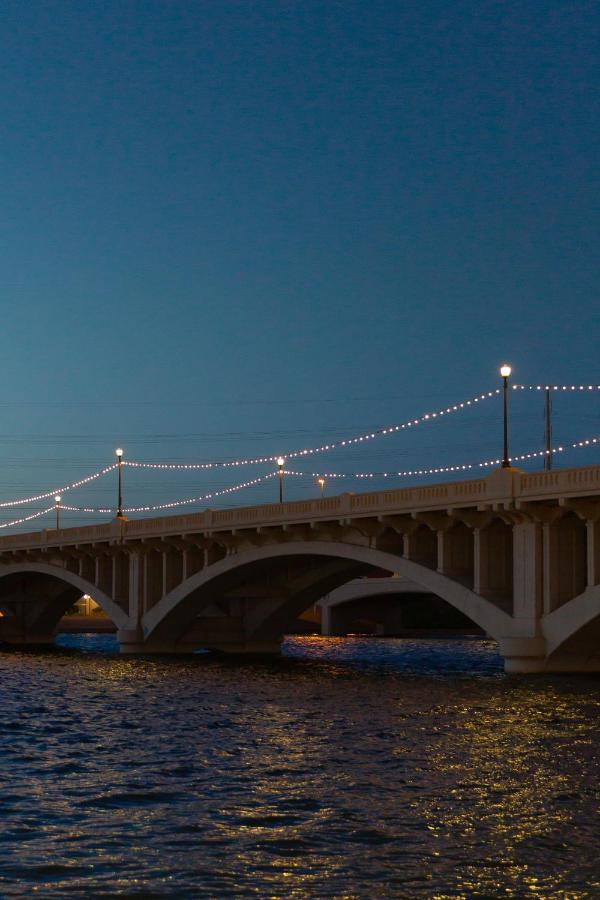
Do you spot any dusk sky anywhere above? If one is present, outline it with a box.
[1,0,598,522]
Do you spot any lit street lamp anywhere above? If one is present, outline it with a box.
[116,448,124,517]
[317,477,326,498]
[55,495,61,530]
[277,457,285,504]
[500,364,512,468]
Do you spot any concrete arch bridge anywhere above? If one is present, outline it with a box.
[0,465,599,673]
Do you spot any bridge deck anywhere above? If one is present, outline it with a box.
[0,463,598,552]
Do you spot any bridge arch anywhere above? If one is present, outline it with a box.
[316,576,472,636]
[142,541,516,650]
[0,562,129,642]
[319,576,429,609]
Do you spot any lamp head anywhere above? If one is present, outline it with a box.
[54,495,61,503]
[317,477,325,486]
[500,364,512,378]
[115,448,124,458]
[276,457,285,467]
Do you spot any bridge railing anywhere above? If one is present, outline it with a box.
[0,464,598,551]
[520,465,600,496]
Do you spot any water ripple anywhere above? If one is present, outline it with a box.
[0,634,598,897]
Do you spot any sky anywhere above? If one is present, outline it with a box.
[0,0,598,526]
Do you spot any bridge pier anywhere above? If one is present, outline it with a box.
[500,638,600,672]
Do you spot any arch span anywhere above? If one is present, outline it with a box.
[0,562,129,633]
[143,541,516,648]
[320,576,430,610]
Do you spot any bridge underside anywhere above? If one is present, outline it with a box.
[320,591,482,637]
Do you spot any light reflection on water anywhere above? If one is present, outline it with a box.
[0,635,598,897]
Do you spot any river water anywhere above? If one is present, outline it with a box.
[0,635,598,898]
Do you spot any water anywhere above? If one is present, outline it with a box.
[0,635,598,897]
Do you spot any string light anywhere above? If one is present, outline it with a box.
[124,388,502,470]
[513,384,600,391]
[0,506,55,530]
[57,473,279,514]
[0,381,597,519]
[28,434,599,524]
[283,435,600,480]
[0,464,118,509]
[58,504,113,514]
[123,473,277,513]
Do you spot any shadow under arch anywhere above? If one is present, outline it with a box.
[143,541,517,647]
[0,562,129,635]
[543,583,600,664]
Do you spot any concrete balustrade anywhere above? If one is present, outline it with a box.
[0,464,599,671]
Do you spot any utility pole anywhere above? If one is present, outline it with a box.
[544,387,552,471]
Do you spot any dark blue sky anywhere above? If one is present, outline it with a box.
[0,0,598,523]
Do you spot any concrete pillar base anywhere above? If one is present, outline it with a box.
[117,627,148,654]
[504,655,600,673]
[500,636,600,671]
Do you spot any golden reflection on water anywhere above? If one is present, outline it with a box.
[413,689,599,898]
[1,635,599,897]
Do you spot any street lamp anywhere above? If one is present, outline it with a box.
[317,477,326,498]
[277,457,285,504]
[115,448,124,517]
[499,364,512,468]
[54,495,61,530]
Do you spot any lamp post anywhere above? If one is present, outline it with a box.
[317,477,326,498]
[500,364,512,468]
[277,457,285,504]
[116,448,124,517]
[55,495,61,530]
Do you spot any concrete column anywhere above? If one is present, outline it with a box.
[143,552,162,613]
[473,528,489,596]
[183,548,204,579]
[128,553,142,625]
[319,604,347,636]
[437,525,472,577]
[95,554,112,596]
[543,522,560,613]
[111,556,118,601]
[204,545,223,567]
[80,555,95,583]
[117,552,145,653]
[436,531,448,573]
[513,522,543,623]
[110,553,129,608]
[163,551,183,596]
[403,532,415,559]
[403,527,436,567]
[586,520,600,587]
[162,552,169,597]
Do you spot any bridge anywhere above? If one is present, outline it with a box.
[0,463,599,672]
